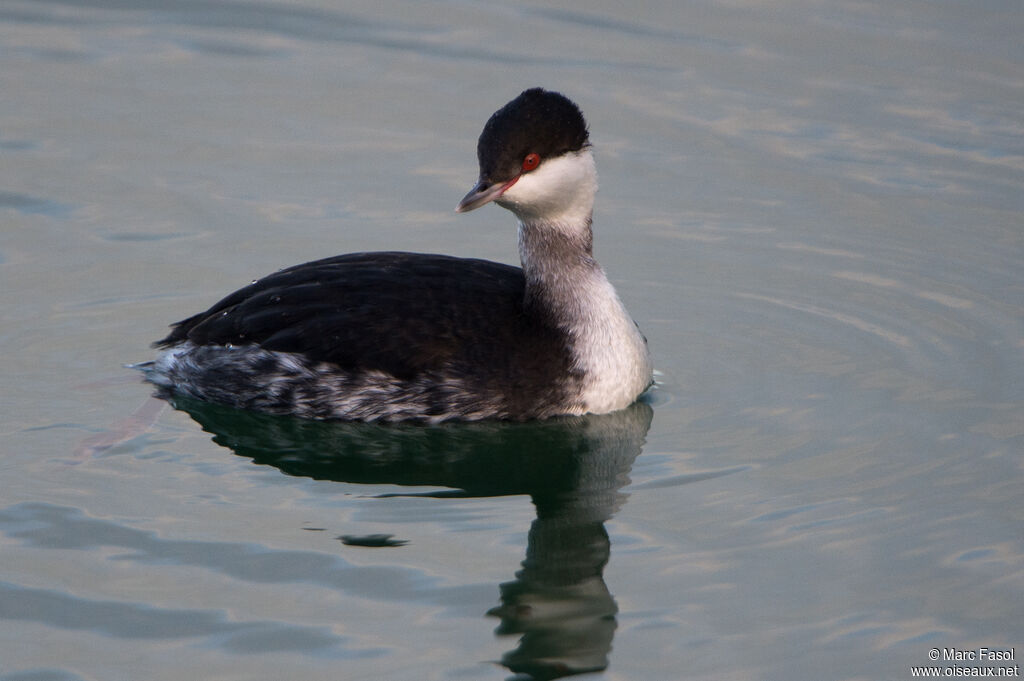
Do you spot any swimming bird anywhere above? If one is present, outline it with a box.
[146,88,652,422]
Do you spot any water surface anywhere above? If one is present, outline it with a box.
[1,1,1022,680]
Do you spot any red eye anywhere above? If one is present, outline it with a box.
[521,153,540,172]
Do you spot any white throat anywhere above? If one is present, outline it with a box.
[497,149,598,228]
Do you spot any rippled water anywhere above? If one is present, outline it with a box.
[1,2,1022,680]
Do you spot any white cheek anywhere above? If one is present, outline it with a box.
[498,150,598,224]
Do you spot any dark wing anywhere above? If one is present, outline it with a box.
[154,252,533,380]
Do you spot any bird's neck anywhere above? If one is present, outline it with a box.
[518,216,598,316]
[508,152,600,298]
[517,215,652,414]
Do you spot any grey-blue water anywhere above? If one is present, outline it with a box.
[1,2,1022,680]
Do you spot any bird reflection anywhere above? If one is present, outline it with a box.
[166,396,653,680]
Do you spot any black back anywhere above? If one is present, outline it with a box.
[155,252,576,392]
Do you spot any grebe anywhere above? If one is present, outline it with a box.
[146,88,653,422]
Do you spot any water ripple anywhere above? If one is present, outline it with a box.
[8,0,671,70]
[735,292,914,348]
[0,191,74,218]
[0,581,366,655]
[0,502,485,607]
